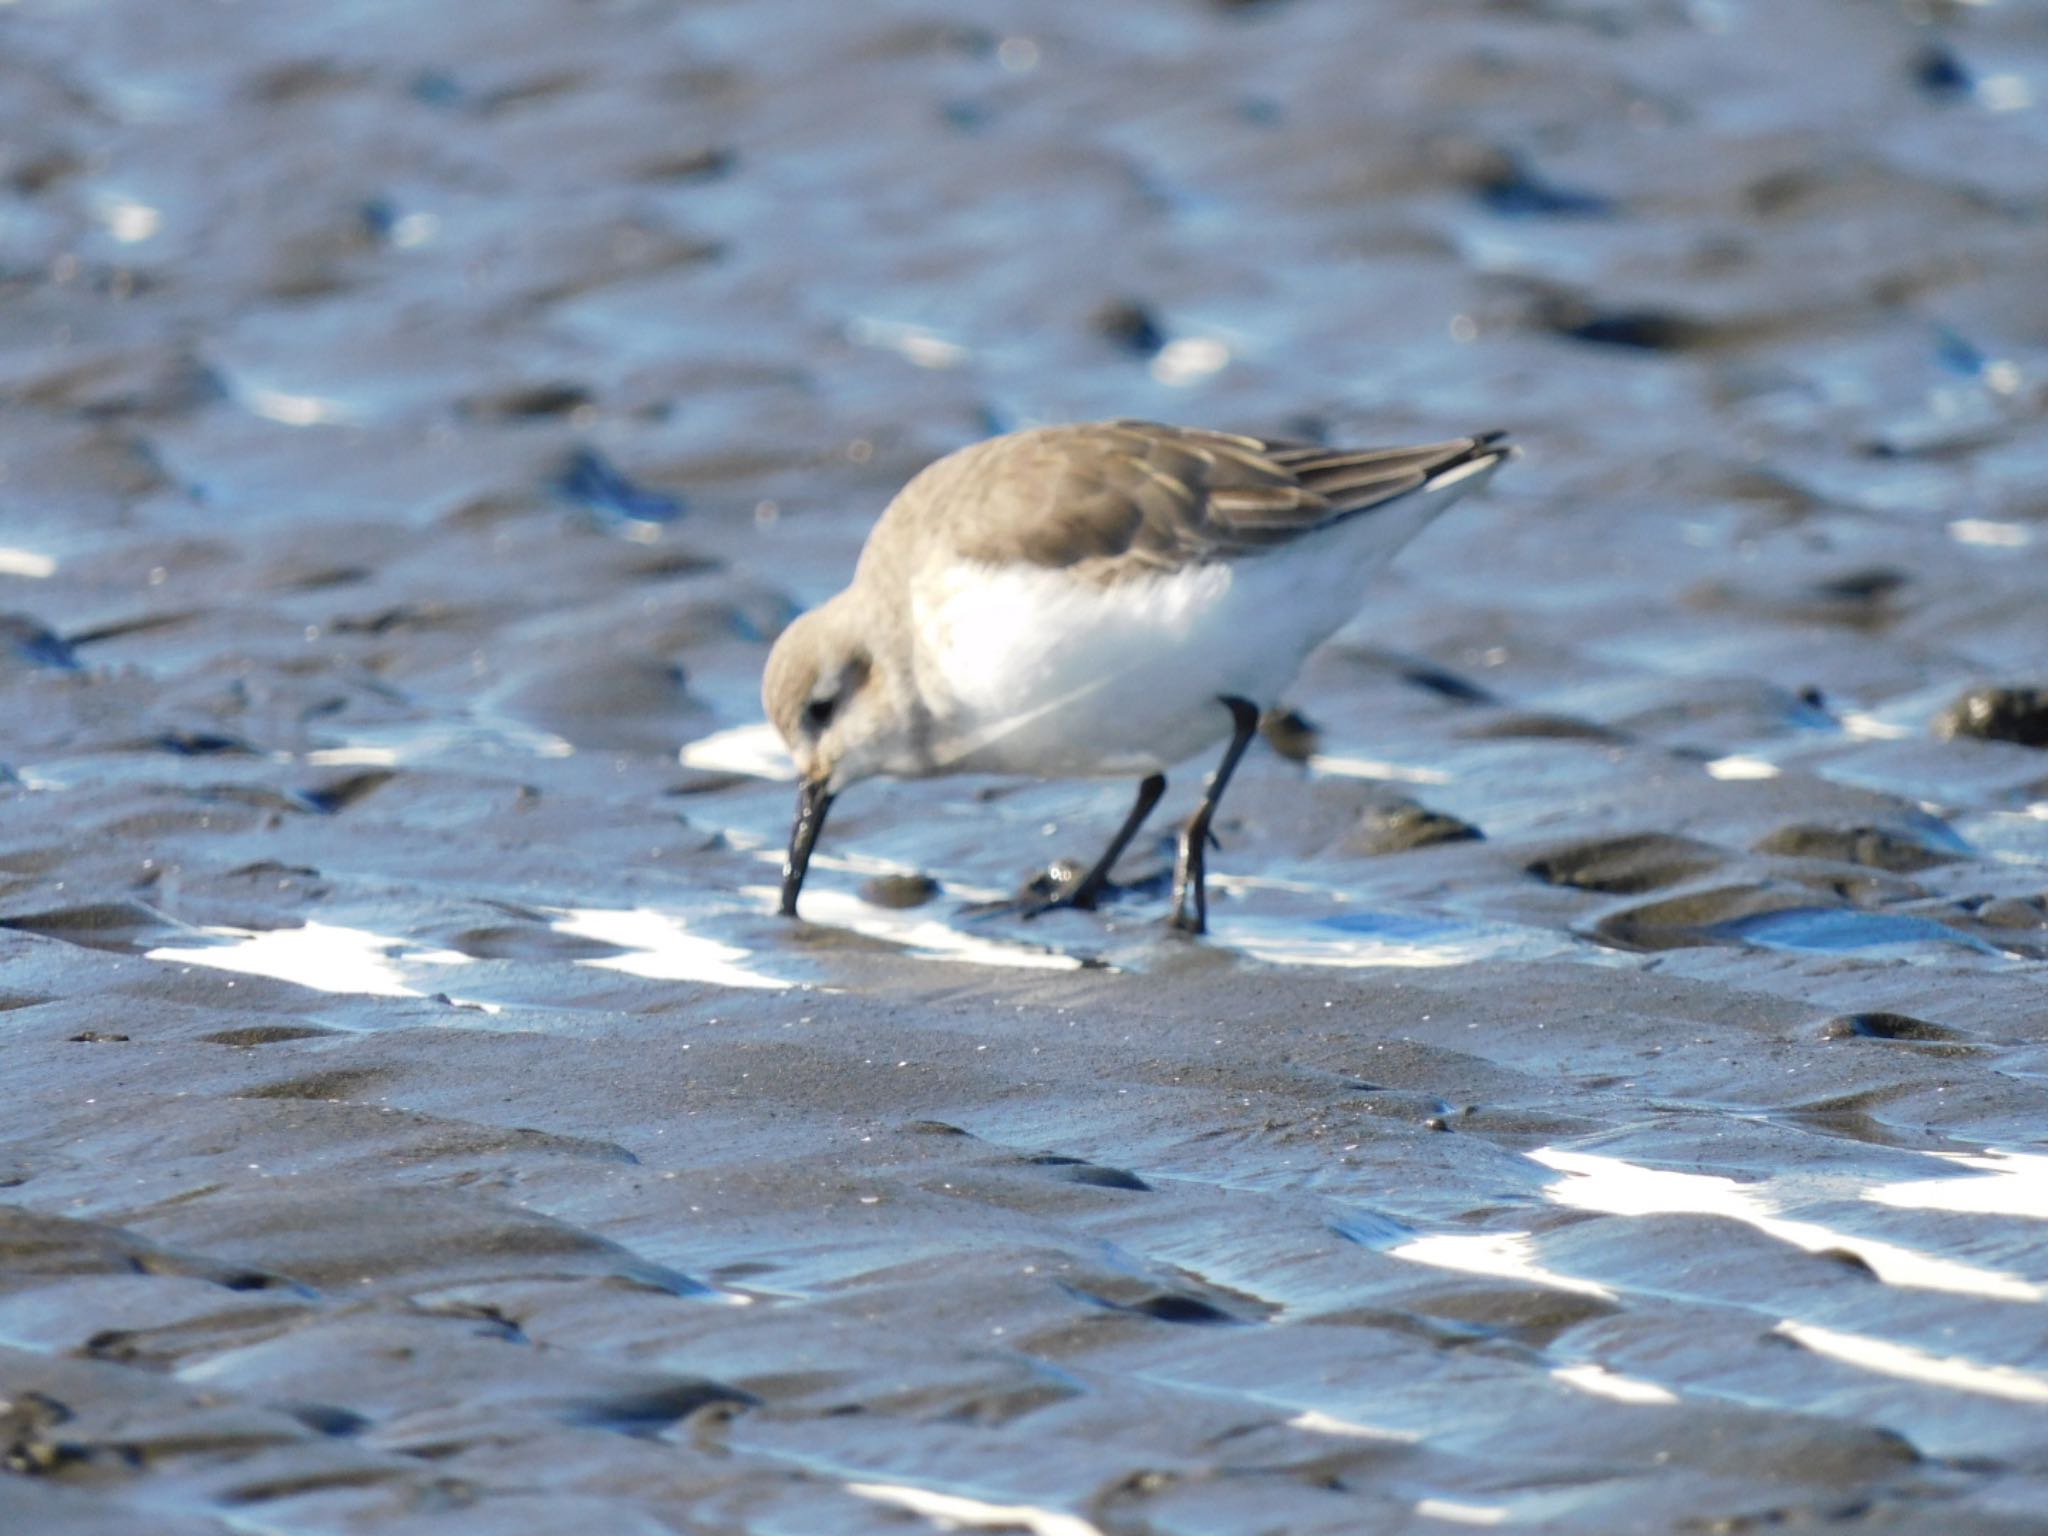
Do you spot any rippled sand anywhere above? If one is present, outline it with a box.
[4,1,2048,1531]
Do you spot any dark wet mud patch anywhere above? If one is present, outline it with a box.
[1526,292,1724,353]
[436,922,634,964]
[1058,1280,1255,1328]
[458,380,593,421]
[1936,686,2048,749]
[555,1377,758,1437]
[0,1388,138,1481]
[1773,863,1928,909]
[0,1205,307,1296]
[1969,896,2048,931]
[1313,645,1497,707]
[209,1460,429,1508]
[1752,822,1965,874]
[1684,565,1913,632]
[1526,833,1726,895]
[0,615,82,672]
[234,1067,396,1102]
[1343,799,1482,856]
[0,900,189,955]
[139,729,263,758]
[1818,1011,1975,1045]
[75,1300,322,1371]
[1403,1283,1618,1347]
[1467,149,1614,221]
[1462,710,1628,743]
[1087,297,1168,358]
[1813,1009,1993,1060]
[1770,1085,1963,1150]
[126,1189,714,1300]
[1587,883,1998,954]
[1023,1155,1152,1192]
[551,447,685,528]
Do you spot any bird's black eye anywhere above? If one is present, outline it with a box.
[803,697,836,733]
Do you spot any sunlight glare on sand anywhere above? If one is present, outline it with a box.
[1309,752,1454,786]
[1414,1497,1509,1527]
[847,1483,1103,1536]
[1867,1150,2048,1221]
[1532,1148,2045,1302]
[146,921,469,998]
[766,886,1084,972]
[1704,755,1779,781]
[1288,1409,1420,1442]
[680,721,795,779]
[237,383,350,426]
[1551,1363,1679,1406]
[0,548,57,578]
[846,316,970,369]
[553,907,791,990]
[1388,1231,1615,1299]
[1775,1321,2048,1403]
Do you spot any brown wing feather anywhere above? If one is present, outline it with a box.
[884,420,1506,585]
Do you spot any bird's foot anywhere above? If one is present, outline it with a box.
[954,865,1088,923]
[961,861,1165,922]
[1009,858,1092,918]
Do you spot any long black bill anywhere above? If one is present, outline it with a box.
[779,778,835,917]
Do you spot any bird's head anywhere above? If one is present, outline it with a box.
[762,597,915,915]
[764,597,908,795]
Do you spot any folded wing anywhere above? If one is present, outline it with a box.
[934,420,1509,582]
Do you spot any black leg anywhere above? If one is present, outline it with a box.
[1170,697,1261,934]
[1056,772,1166,911]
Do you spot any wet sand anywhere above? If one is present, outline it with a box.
[5,1,2048,1531]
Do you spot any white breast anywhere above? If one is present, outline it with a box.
[911,549,1334,776]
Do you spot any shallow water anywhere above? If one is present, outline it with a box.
[4,0,2048,1531]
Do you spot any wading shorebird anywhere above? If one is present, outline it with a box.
[763,420,1509,933]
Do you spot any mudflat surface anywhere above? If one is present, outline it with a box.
[4,2,2048,1532]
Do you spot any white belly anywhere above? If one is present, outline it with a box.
[911,535,1377,777]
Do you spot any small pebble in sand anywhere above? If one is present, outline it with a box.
[860,873,941,909]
